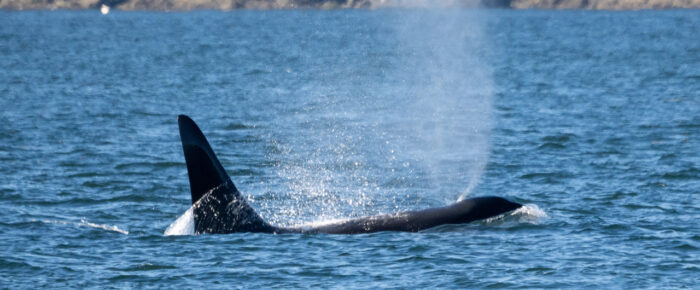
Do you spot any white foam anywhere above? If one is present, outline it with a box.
[515,203,547,217]
[40,218,129,235]
[511,203,548,223]
[479,203,548,224]
[164,207,194,236]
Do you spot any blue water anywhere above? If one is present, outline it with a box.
[1,9,698,288]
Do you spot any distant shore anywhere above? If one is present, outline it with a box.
[1,0,698,10]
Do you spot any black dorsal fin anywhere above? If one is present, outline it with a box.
[178,115,235,204]
[178,115,275,234]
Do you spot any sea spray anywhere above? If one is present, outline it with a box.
[389,8,495,202]
[265,9,495,226]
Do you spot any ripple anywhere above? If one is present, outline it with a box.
[671,243,696,251]
[244,68,267,75]
[520,171,573,180]
[394,255,430,262]
[676,119,700,129]
[541,133,577,143]
[2,10,699,289]
[37,218,129,235]
[660,167,699,180]
[525,265,556,273]
[109,263,178,272]
[659,153,677,160]
[114,161,183,170]
[537,142,566,150]
[32,194,153,206]
[225,123,257,130]
[66,172,104,178]
[107,274,145,282]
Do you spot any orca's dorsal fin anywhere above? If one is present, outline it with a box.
[178,115,235,204]
[178,115,274,234]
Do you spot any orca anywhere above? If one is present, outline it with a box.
[177,115,522,234]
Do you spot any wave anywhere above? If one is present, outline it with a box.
[38,218,129,235]
[482,203,548,224]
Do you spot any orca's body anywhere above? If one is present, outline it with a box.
[178,115,521,235]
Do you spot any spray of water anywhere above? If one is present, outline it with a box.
[263,8,495,226]
[391,8,494,202]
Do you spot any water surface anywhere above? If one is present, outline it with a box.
[1,9,698,288]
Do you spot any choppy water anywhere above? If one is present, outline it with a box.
[1,9,698,288]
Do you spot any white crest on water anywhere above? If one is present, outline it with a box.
[39,218,129,235]
[164,207,195,236]
[516,203,547,216]
[512,203,548,221]
[480,203,548,224]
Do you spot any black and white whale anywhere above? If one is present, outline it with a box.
[177,115,522,234]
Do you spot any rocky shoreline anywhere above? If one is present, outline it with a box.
[1,0,698,10]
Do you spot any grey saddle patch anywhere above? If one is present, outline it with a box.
[192,180,274,234]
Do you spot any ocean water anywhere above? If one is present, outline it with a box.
[1,9,698,288]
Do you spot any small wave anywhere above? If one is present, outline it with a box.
[109,263,178,272]
[114,161,182,170]
[39,218,129,235]
[225,123,257,130]
[512,203,548,220]
[244,68,267,75]
[541,133,576,143]
[164,207,194,236]
[537,142,566,150]
[661,167,699,180]
[520,172,573,180]
[482,203,548,224]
